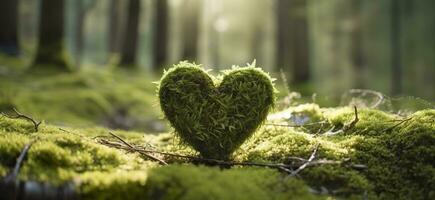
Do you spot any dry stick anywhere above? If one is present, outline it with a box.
[289,143,319,177]
[108,132,168,165]
[343,106,359,132]
[323,106,359,136]
[265,121,329,128]
[382,117,413,132]
[1,108,41,132]
[3,141,34,183]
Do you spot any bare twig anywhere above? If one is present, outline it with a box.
[314,122,326,135]
[287,156,308,163]
[323,107,359,136]
[265,121,329,128]
[58,128,71,133]
[1,108,41,132]
[108,132,168,165]
[382,117,412,132]
[343,106,359,132]
[3,141,34,183]
[289,144,319,177]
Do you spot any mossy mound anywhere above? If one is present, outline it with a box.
[0,104,434,199]
[0,69,163,132]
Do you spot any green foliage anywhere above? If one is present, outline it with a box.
[158,61,276,160]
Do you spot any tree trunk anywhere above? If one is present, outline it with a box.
[290,0,310,84]
[390,0,402,95]
[74,0,85,68]
[276,0,310,85]
[350,1,366,89]
[251,25,263,65]
[32,0,71,71]
[0,0,19,56]
[276,0,290,72]
[108,0,122,54]
[153,0,169,72]
[180,0,200,62]
[119,0,141,67]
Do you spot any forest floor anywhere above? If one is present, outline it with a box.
[0,69,165,132]
[0,70,434,200]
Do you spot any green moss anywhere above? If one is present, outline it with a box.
[0,165,7,177]
[0,117,154,186]
[235,125,345,162]
[324,107,397,136]
[0,104,434,199]
[144,165,323,200]
[30,41,73,72]
[0,69,162,131]
[158,61,276,160]
[0,132,31,168]
[0,115,37,133]
[79,170,149,200]
[0,53,27,72]
[344,109,435,199]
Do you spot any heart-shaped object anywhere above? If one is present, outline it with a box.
[158,62,275,160]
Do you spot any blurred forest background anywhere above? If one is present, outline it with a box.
[0,0,434,131]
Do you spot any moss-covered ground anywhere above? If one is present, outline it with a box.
[0,103,433,199]
[0,69,164,132]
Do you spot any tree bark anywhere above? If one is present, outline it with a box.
[391,0,402,95]
[290,0,310,84]
[153,0,169,72]
[108,0,123,54]
[276,0,290,72]
[74,0,85,68]
[32,0,71,71]
[276,0,310,85]
[180,0,200,62]
[119,0,141,67]
[0,0,19,56]
[350,1,366,89]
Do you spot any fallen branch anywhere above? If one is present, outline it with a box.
[3,141,34,183]
[1,108,41,132]
[265,121,329,128]
[108,132,168,165]
[383,117,412,132]
[98,137,366,175]
[289,144,319,177]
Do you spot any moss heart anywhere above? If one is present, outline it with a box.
[158,62,275,160]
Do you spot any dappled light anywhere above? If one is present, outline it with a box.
[0,0,434,199]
